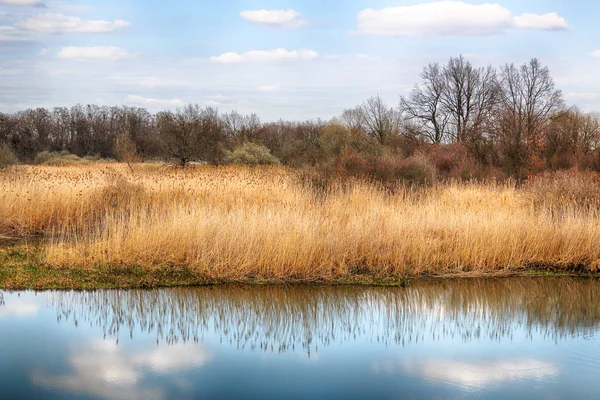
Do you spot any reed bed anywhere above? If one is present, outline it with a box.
[1,164,599,280]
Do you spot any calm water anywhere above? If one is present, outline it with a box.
[1,278,600,399]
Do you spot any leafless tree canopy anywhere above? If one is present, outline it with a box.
[157,104,224,166]
[400,62,449,144]
[1,55,598,177]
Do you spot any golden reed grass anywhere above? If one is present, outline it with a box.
[1,164,600,280]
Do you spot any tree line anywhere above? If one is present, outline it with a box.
[1,56,599,181]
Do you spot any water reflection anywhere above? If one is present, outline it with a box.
[374,357,558,389]
[31,340,209,400]
[42,278,600,351]
[1,278,600,399]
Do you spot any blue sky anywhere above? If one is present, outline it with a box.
[1,0,599,120]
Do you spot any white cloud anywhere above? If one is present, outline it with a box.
[130,76,182,88]
[58,46,133,61]
[210,48,318,63]
[355,2,568,36]
[240,9,308,28]
[258,85,282,92]
[0,0,43,6]
[125,95,184,107]
[374,358,558,389]
[0,298,39,317]
[513,13,568,30]
[203,99,220,106]
[47,2,94,13]
[38,47,49,55]
[0,25,34,41]
[32,339,211,400]
[590,50,600,58]
[17,12,129,33]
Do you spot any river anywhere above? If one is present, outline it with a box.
[1,278,599,399]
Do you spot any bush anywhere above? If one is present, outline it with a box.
[0,142,18,169]
[314,150,437,187]
[33,151,53,165]
[33,151,115,165]
[383,153,437,185]
[34,151,85,165]
[224,142,280,165]
[430,144,467,174]
[320,124,353,158]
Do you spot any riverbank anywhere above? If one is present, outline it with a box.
[1,243,597,290]
[1,164,600,289]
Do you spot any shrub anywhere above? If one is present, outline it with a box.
[395,153,437,185]
[34,151,85,165]
[33,151,53,165]
[320,124,352,158]
[430,144,467,174]
[0,142,19,169]
[224,142,280,165]
[33,151,115,165]
[370,152,437,185]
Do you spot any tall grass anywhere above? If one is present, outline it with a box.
[1,164,599,279]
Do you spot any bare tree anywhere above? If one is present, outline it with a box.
[157,104,224,167]
[342,97,399,143]
[341,107,364,134]
[115,133,140,172]
[495,58,564,177]
[222,110,262,143]
[545,108,600,169]
[440,56,500,144]
[399,63,449,144]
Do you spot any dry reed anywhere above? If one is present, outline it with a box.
[1,164,599,280]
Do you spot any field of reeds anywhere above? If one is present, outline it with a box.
[1,164,600,288]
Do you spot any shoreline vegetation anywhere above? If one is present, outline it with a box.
[2,56,600,289]
[1,164,600,290]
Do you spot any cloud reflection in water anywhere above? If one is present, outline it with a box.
[373,357,558,389]
[31,339,211,400]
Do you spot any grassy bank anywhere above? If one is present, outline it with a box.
[1,164,600,289]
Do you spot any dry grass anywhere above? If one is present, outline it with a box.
[1,164,600,281]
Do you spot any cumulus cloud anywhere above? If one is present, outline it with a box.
[58,46,133,61]
[355,2,568,36]
[125,95,184,107]
[210,48,318,63]
[513,13,568,30]
[0,0,44,6]
[17,12,129,33]
[590,50,600,58]
[240,9,308,28]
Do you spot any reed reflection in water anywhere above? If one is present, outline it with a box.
[43,277,600,353]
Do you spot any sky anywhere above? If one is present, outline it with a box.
[1,0,599,121]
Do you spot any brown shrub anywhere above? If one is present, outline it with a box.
[430,144,467,174]
[371,153,436,185]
